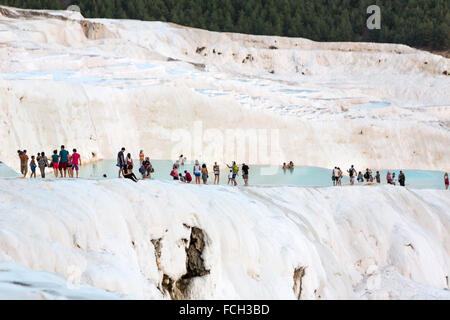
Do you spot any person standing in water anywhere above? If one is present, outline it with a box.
[227,162,239,186]
[391,173,397,186]
[242,163,249,186]
[139,150,145,166]
[228,170,233,185]
[348,165,356,185]
[193,160,201,184]
[398,171,406,187]
[213,162,220,185]
[38,152,49,178]
[71,149,81,179]
[67,152,74,178]
[201,164,208,185]
[51,150,59,178]
[29,155,37,178]
[59,145,69,178]
[386,171,392,184]
[375,171,381,184]
[445,173,449,190]
[117,147,126,178]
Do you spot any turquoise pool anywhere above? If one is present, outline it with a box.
[77,160,447,190]
[1,160,447,190]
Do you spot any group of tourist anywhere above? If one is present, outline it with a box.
[17,146,81,179]
[171,160,250,186]
[118,148,250,186]
[14,146,450,190]
[282,161,295,172]
[333,165,407,187]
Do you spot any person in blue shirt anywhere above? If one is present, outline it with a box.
[59,145,69,178]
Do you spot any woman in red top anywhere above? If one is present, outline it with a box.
[445,173,449,190]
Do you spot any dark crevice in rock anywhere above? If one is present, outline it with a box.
[162,227,210,300]
[151,238,163,272]
[293,266,306,300]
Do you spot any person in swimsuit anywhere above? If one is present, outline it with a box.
[71,149,81,178]
[171,164,179,180]
[193,160,201,184]
[201,164,208,184]
[51,150,59,178]
[445,173,449,190]
[67,152,74,178]
[213,162,220,184]
[19,150,29,177]
[29,155,36,178]
[139,150,145,166]
[242,163,249,186]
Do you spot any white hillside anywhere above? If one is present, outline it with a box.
[0,6,449,172]
[0,179,449,300]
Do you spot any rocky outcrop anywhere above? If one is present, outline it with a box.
[162,227,210,300]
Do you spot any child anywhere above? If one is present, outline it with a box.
[228,170,233,185]
[30,156,37,178]
[51,150,59,178]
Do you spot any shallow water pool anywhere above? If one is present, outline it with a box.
[76,160,447,190]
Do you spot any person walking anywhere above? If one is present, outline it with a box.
[117,147,126,178]
[29,155,37,178]
[71,149,81,178]
[59,145,69,178]
[51,150,59,178]
[37,152,49,178]
[19,150,29,177]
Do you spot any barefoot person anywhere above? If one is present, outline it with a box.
[117,147,126,178]
[71,149,81,178]
[227,162,239,186]
[19,150,29,177]
[139,150,145,166]
[29,155,37,178]
[201,164,208,184]
[398,171,406,187]
[67,152,74,178]
[193,160,201,184]
[348,165,356,185]
[242,163,249,186]
[213,162,220,184]
[123,164,138,183]
[51,150,59,178]
[38,152,49,178]
[59,145,69,178]
[184,171,192,184]
[445,173,449,190]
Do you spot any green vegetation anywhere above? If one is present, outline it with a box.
[1,0,448,50]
